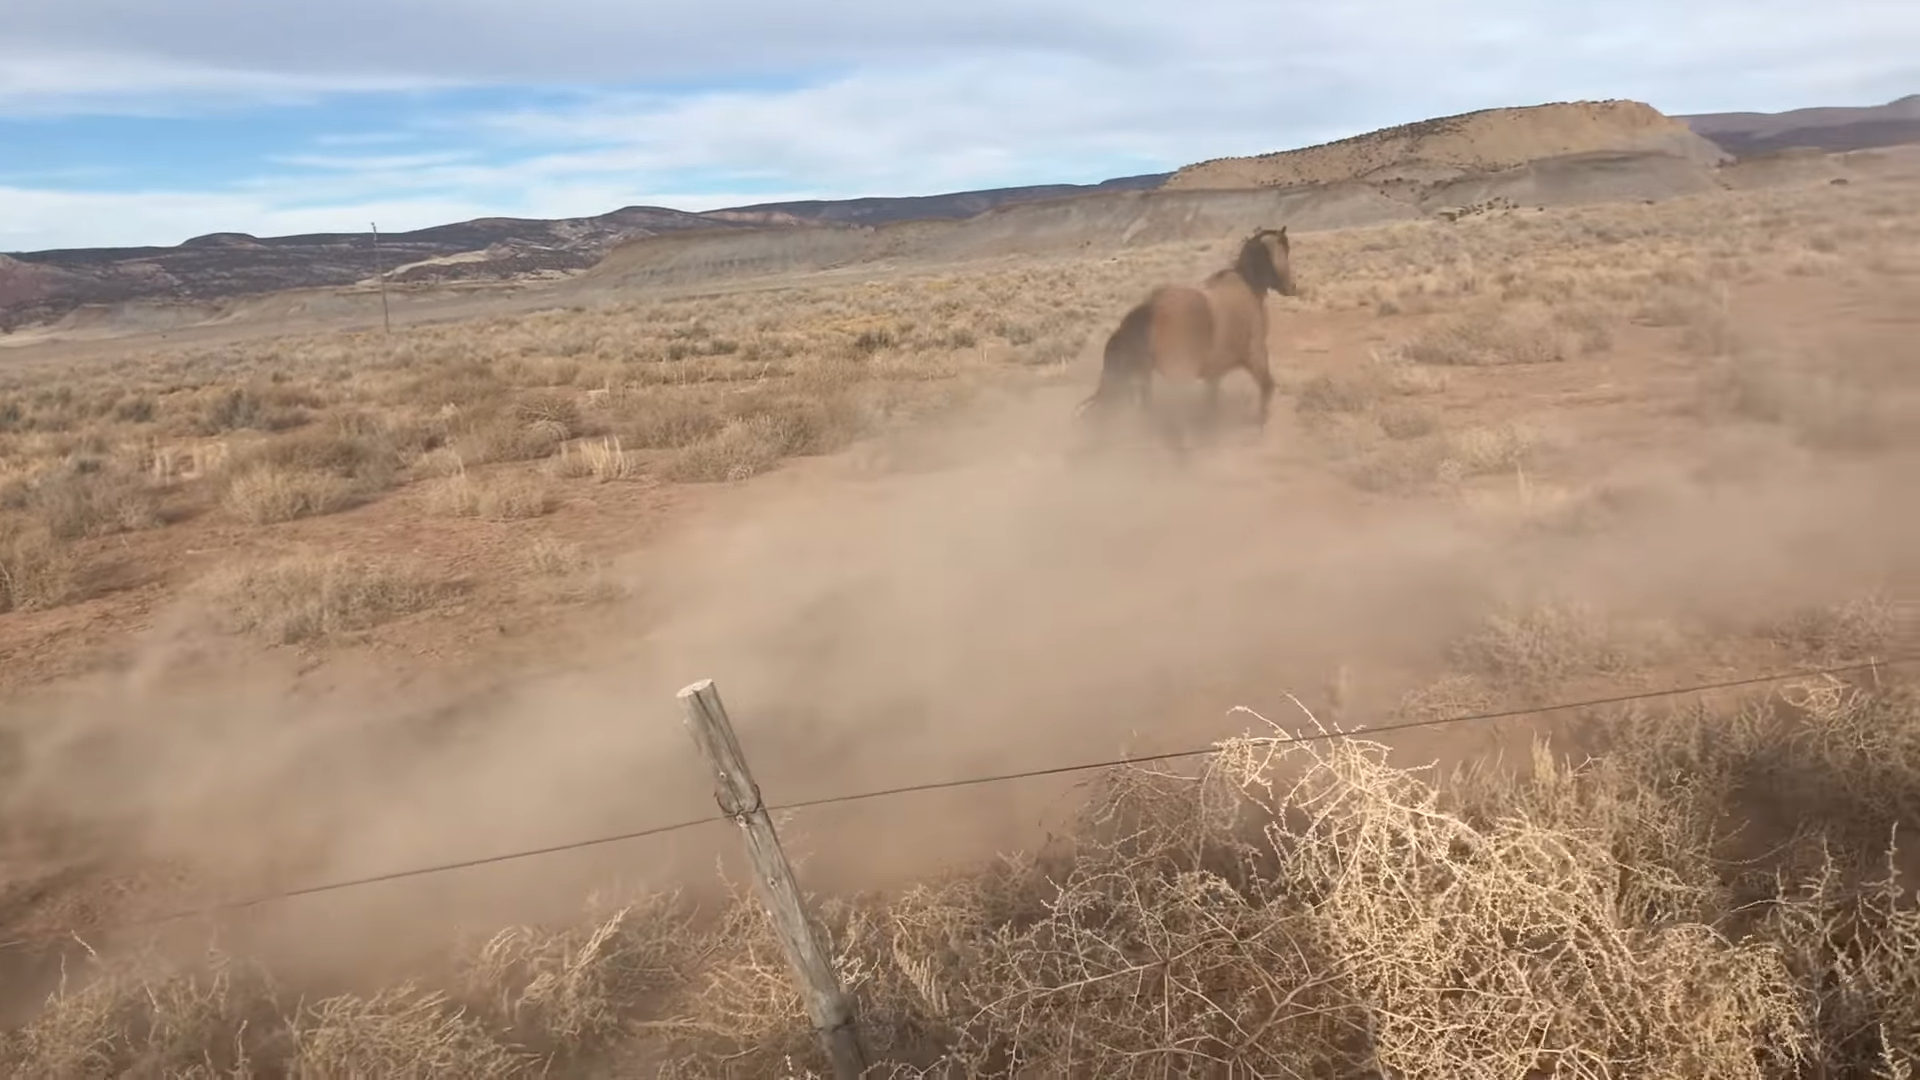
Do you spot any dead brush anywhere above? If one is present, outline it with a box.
[665,696,1821,1077]
[0,947,285,1077]
[1763,593,1903,660]
[460,892,704,1058]
[550,436,639,482]
[1449,597,1634,686]
[12,679,1920,1076]
[218,428,401,525]
[196,551,457,644]
[14,457,165,540]
[1402,305,1572,366]
[0,523,79,613]
[287,985,533,1077]
[423,466,557,521]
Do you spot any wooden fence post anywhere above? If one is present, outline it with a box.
[677,678,869,1078]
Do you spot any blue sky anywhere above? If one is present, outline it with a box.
[2,0,1915,252]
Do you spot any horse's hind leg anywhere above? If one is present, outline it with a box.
[1200,376,1226,439]
[1156,405,1189,466]
[1247,354,1277,429]
[1147,375,1191,465]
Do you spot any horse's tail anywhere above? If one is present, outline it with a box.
[1075,301,1155,418]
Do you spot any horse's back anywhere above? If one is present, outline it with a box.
[1197,273,1267,373]
[1142,285,1214,378]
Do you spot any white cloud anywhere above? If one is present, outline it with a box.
[3,0,1916,249]
[6,0,1916,116]
[0,48,452,116]
[0,187,496,250]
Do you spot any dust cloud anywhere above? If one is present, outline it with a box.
[2,361,1917,989]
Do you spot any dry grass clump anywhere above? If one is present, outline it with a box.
[0,523,79,613]
[1344,421,1532,492]
[195,551,457,644]
[13,676,1920,1075]
[658,417,794,484]
[607,393,729,450]
[219,427,403,525]
[548,436,641,482]
[658,386,881,484]
[520,536,594,579]
[0,950,288,1076]
[5,458,164,541]
[1293,371,1382,416]
[1448,597,1640,685]
[516,535,625,603]
[423,469,558,521]
[288,986,535,1077]
[1401,304,1573,366]
[1763,593,1903,660]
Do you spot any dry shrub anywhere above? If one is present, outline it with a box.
[222,467,359,525]
[424,471,557,521]
[461,893,700,1054]
[288,986,532,1078]
[1345,437,1450,492]
[1550,303,1616,354]
[1376,402,1440,440]
[1294,372,1381,416]
[0,951,285,1077]
[1585,677,1920,1075]
[1449,598,1636,685]
[450,415,568,466]
[510,392,582,438]
[521,536,592,579]
[14,679,1920,1076]
[1343,423,1529,492]
[665,699,1830,1076]
[1402,306,1570,366]
[611,393,728,450]
[725,389,876,457]
[193,382,324,435]
[0,524,79,613]
[659,419,789,484]
[17,461,164,540]
[197,552,455,644]
[655,387,877,485]
[550,437,639,482]
[1634,288,1721,330]
[0,901,702,1078]
[1763,593,1902,659]
[1437,421,1531,480]
[219,429,400,525]
[1393,670,1498,721]
[516,536,623,603]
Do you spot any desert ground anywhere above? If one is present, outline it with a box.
[2,165,1920,1076]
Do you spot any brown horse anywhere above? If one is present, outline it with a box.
[1075,226,1297,455]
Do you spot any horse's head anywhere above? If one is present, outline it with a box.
[1238,226,1297,298]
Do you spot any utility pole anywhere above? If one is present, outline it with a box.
[370,221,392,336]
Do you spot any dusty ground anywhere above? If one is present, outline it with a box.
[1,168,1918,1073]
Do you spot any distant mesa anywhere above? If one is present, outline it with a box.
[1166,100,1731,191]
[178,232,264,248]
[1677,94,1920,157]
[2,93,1914,333]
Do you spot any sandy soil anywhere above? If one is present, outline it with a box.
[1,180,1918,1043]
